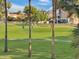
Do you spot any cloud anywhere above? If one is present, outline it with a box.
[8,3,24,12]
[39,0,50,5]
[39,0,49,3]
[38,2,48,5]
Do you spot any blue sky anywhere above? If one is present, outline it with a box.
[8,0,52,12]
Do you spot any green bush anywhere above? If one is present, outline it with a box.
[72,24,79,48]
[8,16,14,21]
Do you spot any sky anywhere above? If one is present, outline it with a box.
[8,0,52,12]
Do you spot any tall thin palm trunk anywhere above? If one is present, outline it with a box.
[28,0,32,57]
[51,0,57,59]
[4,0,8,52]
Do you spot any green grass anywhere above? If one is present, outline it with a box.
[0,23,73,39]
[0,23,75,59]
[0,39,75,59]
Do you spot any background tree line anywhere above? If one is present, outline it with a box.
[0,0,11,21]
[7,6,48,24]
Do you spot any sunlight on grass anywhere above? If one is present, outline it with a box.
[0,23,73,39]
[0,23,74,59]
[0,56,12,59]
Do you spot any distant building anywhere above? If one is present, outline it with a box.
[48,9,79,24]
[8,13,27,18]
[48,9,69,23]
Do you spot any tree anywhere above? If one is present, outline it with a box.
[31,10,40,22]
[4,0,8,52]
[72,24,79,47]
[74,4,79,17]
[17,13,26,29]
[28,0,32,57]
[24,6,48,24]
[59,0,79,17]
[51,0,57,59]
[0,0,4,20]
[0,0,11,20]
[72,24,79,59]
[24,6,37,15]
[7,2,11,9]
[24,5,38,24]
[3,0,11,52]
[59,1,79,59]
[32,10,48,23]
[17,11,21,14]
[39,10,48,21]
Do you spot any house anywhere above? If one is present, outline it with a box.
[48,9,70,23]
[8,13,27,21]
[48,9,79,24]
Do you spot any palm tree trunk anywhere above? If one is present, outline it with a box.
[28,0,32,57]
[51,0,57,59]
[4,0,8,52]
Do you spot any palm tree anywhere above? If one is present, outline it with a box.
[28,0,32,57]
[4,0,8,52]
[51,0,57,59]
[59,0,79,17]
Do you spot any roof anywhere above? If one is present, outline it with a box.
[8,13,27,19]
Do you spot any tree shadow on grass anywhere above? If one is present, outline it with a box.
[0,39,51,59]
[47,35,75,59]
[0,38,75,59]
[56,36,71,40]
[47,35,71,40]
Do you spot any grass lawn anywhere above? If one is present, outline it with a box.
[0,23,75,59]
[0,23,73,39]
